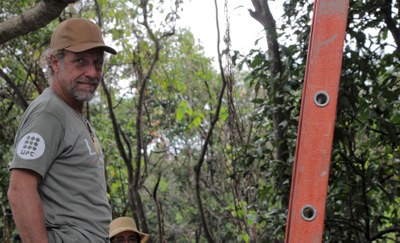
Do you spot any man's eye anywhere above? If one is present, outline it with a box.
[96,60,104,66]
[95,61,104,68]
[111,237,125,243]
[74,58,85,64]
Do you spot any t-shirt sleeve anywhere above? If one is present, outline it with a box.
[10,111,64,177]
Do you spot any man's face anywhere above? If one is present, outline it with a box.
[111,230,141,243]
[52,49,104,102]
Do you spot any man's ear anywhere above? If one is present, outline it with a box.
[50,55,60,72]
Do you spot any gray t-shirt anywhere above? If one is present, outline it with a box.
[10,88,111,242]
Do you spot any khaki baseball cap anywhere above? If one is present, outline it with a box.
[50,18,117,54]
[109,217,149,243]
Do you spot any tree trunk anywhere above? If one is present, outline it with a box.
[249,0,289,163]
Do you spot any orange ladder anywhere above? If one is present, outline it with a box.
[285,0,350,242]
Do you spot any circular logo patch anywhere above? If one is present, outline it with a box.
[16,132,45,160]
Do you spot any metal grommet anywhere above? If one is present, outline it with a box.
[301,205,317,221]
[314,91,329,107]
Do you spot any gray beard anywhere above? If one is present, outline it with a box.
[71,88,95,102]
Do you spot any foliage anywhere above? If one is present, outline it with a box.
[0,0,399,242]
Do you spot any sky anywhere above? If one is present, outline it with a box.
[177,0,276,63]
[177,1,397,62]
[114,0,278,90]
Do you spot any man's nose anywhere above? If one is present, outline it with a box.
[85,64,101,77]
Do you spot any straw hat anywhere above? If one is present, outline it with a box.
[109,217,149,243]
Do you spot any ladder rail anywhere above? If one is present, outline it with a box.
[285,0,350,242]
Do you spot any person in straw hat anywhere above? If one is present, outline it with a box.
[109,217,150,243]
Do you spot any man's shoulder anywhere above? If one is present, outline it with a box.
[28,88,71,121]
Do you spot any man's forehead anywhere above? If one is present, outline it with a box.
[115,230,140,237]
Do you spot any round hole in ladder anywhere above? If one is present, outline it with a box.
[301,205,317,221]
[314,91,329,107]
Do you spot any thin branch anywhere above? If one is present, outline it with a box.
[152,173,164,243]
[0,69,29,109]
[131,0,175,235]
[193,0,229,241]
[370,226,400,241]
[101,78,132,170]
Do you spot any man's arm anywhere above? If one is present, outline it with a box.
[8,169,48,243]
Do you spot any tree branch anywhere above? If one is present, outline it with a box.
[370,226,400,241]
[152,173,164,243]
[193,0,229,241]
[381,0,400,51]
[0,0,78,45]
[0,69,29,109]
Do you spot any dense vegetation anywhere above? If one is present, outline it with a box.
[0,0,398,242]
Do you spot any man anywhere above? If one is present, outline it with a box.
[7,18,117,242]
[109,217,149,243]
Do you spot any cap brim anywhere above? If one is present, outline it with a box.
[65,42,117,54]
[109,227,150,241]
